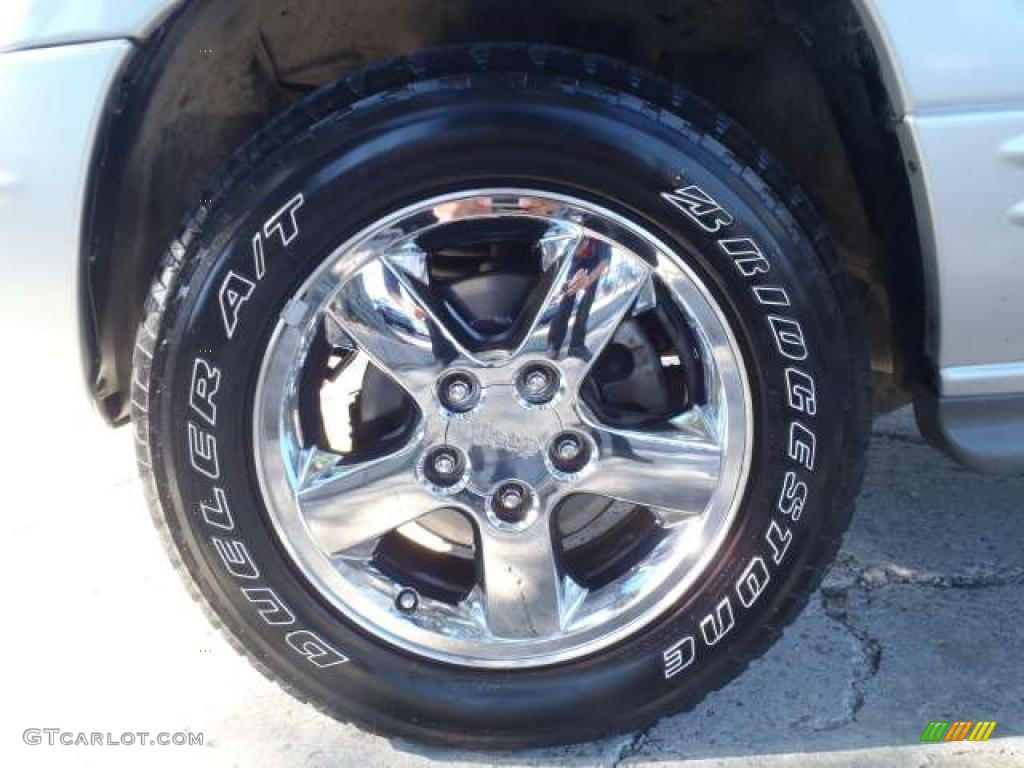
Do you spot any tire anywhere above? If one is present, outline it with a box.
[132,44,870,748]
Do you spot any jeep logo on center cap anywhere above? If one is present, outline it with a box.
[466,421,541,457]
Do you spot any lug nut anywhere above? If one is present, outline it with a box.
[516,362,560,405]
[557,438,581,461]
[437,371,481,413]
[448,380,471,403]
[434,454,456,475]
[548,430,592,474]
[491,480,534,525]
[525,371,550,395]
[500,487,524,509]
[395,588,419,614]
[422,445,466,489]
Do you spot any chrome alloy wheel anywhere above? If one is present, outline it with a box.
[254,190,752,667]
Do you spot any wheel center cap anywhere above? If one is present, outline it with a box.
[445,387,561,490]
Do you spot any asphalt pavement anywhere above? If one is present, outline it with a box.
[5,408,1022,767]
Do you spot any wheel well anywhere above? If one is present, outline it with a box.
[83,0,923,423]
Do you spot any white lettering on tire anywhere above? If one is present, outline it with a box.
[778,471,808,521]
[285,630,348,668]
[244,587,297,626]
[218,271,255,340]
[700,597,735,647]
[735,557,770,609]
[187,288,350,668]
[660,185,822,682]
[753,285,791,307]
[663,635,696,679]
[187,422,220,479]
[785,368,817,417]
[263,193,305,247]
[718,238,771,278]
[765,520,793,566]
[661,185,734,233]
[788,422,817,471]
[767,315,809,361]
[200,486,234,531]
[211,537,260,580]
[189,358,221,426]
[219,193,305,338]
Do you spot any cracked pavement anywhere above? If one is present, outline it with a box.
[5,408,1023,767]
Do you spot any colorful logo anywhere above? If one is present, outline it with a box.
[920,721,997,742]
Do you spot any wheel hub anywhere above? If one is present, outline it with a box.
[440,365,568,491]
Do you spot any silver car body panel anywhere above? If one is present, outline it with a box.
[0,39,132,416]
[0,0,1021,465]
[900,112,1024,397]
[0,0,173,53]
[853,0,1024,398]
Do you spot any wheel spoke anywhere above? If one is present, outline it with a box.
[295,447,439,555]
[517,226,652,386]
[478,522,571,638]
[578,418,723,526]
[329,243,478,404]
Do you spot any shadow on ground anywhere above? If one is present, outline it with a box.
[9,408,1020,768]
